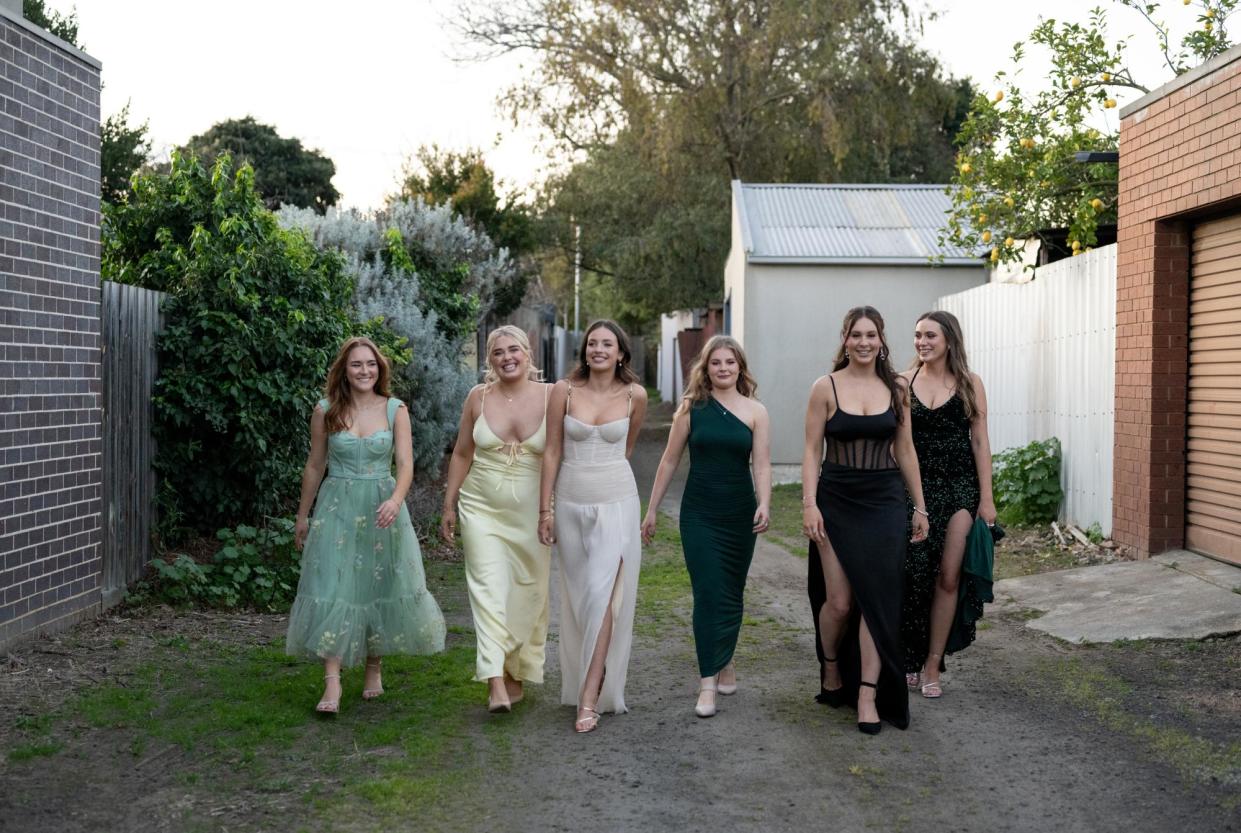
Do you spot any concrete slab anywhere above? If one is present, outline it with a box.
[993,555,1241,643]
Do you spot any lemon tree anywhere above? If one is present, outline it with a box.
[942,1,1237,267]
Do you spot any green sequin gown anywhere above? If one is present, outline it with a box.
[286,398,446,667]
[679,397,758,678]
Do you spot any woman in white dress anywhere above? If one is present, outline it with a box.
[539,320,648,733]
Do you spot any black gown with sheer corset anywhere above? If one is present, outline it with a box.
[808,377,910,729]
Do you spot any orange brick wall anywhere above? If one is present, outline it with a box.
[1115,49,1241,557]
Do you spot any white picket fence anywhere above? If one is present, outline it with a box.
[936,244,1116,535]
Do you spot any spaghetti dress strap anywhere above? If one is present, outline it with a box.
[565,384,573,416]
[626,384,634,417]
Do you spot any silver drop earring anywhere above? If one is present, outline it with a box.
[879,348,887,360]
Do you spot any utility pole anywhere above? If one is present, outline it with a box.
[573,222,581,336]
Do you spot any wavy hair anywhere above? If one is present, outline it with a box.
[681,335,757,410]
[483,324,543,384]
[911,310,978,418]
[323,336,392,433]
[831,306,904,423]
[570,319,641,385]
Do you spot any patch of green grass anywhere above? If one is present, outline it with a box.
[1039,656,1241,792]
[7,740,63,762]
[768,483,810,557]
[636,517,692,637]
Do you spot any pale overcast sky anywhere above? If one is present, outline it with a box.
[73,0,1208,211]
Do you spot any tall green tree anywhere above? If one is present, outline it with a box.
[180,117,340,213]
[942,1,1237,266]
[100,102,152,204]
[462,0,971,318]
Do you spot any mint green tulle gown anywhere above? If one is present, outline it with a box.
[286,398,446,667]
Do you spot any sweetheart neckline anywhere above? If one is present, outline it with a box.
[564,413,630,429]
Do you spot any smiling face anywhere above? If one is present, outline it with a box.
[843,317,883,366]
[489,335,529,382]
[707,347,741,391]
[584,325,620,374]
[914,317,947,364]
[345,345,381,396]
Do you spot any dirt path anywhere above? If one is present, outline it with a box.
[1,409,1237,832]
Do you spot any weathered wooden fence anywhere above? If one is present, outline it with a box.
[100,281,166,606]
[937,244,1116,534]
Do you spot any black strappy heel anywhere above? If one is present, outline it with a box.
[815,655,844,707]
[857,680,881,735]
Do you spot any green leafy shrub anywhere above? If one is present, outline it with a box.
[103,152,408,534]
[132,519,301,611]
[993,437,1064,526]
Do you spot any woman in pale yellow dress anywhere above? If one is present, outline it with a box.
[441,325,552,712]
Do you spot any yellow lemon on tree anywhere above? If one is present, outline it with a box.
[982,230,992,243]
[994,90,1004,103]
[1005,196,1015,207]
[1206,8,1216,18]
[1105,98,1117,109]
[960,162,972,174]
[1005,236,1015,247]
[990,247,1000,262]
[1091,198,1105,212]
[978,213,987,224]
[1071,239,1081,251]
[1100,72,1111,82]
[1070,76,1081,88]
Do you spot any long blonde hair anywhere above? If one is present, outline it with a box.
[323,337,392,433]
[680,335,757,410]
[911,310,978,418]
[483,324,543,384]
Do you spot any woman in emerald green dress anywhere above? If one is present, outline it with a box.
[287,337,446,714]
[642,336,772,718]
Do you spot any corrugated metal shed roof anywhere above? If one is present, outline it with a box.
[734,181,977,264]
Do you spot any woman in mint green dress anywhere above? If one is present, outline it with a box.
[287,336,446,714]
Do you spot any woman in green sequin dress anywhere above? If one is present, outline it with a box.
[899,311,996,698]
[287,337,446,714]
[643,336,772,718]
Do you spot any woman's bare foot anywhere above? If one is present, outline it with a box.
[487,676,511,713]
[362,657,383,700]
[504,674,524,704]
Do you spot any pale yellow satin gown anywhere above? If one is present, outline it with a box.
[458,386,551,683]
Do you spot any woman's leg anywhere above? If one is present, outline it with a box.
[577,562,622,730]
[856,616,881,724]
[921,509,975,688]
[318,656,342,711]
[817,539,853,690]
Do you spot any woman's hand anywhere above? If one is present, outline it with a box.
[752,504,770,534]
[376,498,401,529]
[538,514,555,546]
[911,511,930,543]
[977,498,998,526]
[439,506,457,543]
[294,517,310,551]
[640,512,657,546]
[802,505,826,545]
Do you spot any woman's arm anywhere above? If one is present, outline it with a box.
[625,385,649,457]
[801,378,830,544]
[892,379,929,543]
[439,385,482,542]
[640,403,691,544]
[751,402,772,533]
[970,373,997,524]
[377,404,413,529]
[538,381,570,545]
[294,404,329,550]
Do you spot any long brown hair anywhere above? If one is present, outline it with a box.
[483,324,543,384]
[323,336,392,433]
[570,319,640,385]
[681,335,758,410]
[911,310,978,418]
[832,306,904,423]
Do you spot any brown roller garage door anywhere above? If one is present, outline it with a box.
[1187,213,1241,565]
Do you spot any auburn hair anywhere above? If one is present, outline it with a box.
[322,337,392,433]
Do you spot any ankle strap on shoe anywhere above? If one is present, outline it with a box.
[859,680,877,689]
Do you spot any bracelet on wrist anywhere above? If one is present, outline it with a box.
[913,506,929,518]
[802,498,816,508]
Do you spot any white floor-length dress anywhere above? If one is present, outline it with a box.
[553,389,642,714]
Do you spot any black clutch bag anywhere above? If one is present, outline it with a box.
[988,521,1006,544]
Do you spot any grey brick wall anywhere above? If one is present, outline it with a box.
[0,8,103,647]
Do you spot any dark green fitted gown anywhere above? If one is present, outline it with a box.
[680,397,758,678]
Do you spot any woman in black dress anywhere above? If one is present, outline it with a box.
[802,307,929,734]
[900,311,996,698]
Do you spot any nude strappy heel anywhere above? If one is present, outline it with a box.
[362,658,384,701]
[316,673,341,714]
